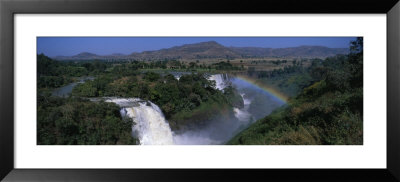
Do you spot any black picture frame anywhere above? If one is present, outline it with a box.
[1,0,399,181]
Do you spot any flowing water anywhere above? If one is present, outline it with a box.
[105,98,174,145]
[208,73,255,123]
[208,73,230,91]
[103,96,234,145]
[233,93,252,123]
[169,71,191,80]
[52,77,94,97]
[51,82,78,97]
[88,73,282,145]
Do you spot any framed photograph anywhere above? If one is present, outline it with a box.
[1,0,399,181]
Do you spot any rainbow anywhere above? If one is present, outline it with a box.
[234,75,289,104]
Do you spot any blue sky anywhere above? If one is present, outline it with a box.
[37,37,357,57]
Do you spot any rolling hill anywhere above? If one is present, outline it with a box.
[53,41,349,61]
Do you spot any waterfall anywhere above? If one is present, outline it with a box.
[209,73,230,90]
[208,74,254,122]
[106,98,174,145]
[233,93,252,123]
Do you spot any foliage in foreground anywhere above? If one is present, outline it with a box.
[37,96,137,145]
[228,38,363,145]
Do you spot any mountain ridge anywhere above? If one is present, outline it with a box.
[53,41,349,61]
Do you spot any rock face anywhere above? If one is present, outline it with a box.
[230,92,245,109]
[53,41,349,61]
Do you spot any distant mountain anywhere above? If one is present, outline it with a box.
[231,46,349,58]
[53,41,349,61]
[129,41,240,60]
[110,53,126,57]
[54,52,101,60]
[54,52,128,61]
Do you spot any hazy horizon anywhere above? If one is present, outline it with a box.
[37,37,356,57]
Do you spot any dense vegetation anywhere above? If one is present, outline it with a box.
[245,59,318,97]
[37,54,241,144]
[212,61,243,71]
[37,38,361,145]
[37,95,137,145]
[37,54,111,90]
[37,55,137,144]
[71,72,239,131]
[228,38,363,145]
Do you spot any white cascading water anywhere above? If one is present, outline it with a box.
[83,73,278,145]
[233,93,252,123]
[105,98,174,145]
[208,74,253,123]
[208,74,229,90]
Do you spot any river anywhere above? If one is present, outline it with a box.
[52,73,283,145]
[109,73,283,145]
[51,77,94,97]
